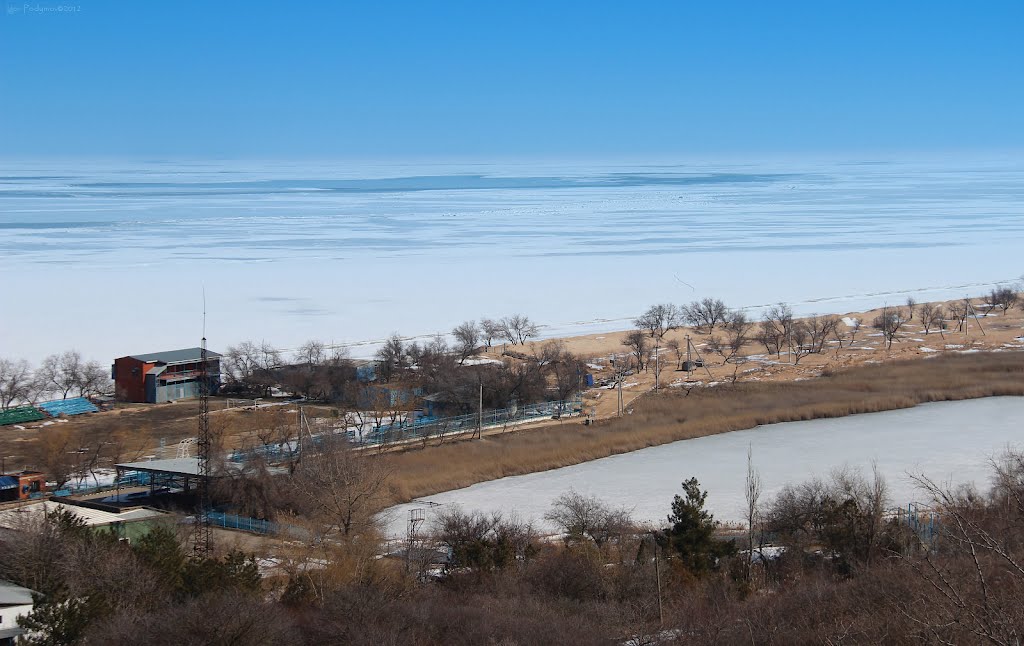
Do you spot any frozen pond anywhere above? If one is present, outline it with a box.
[383,397,1024,537]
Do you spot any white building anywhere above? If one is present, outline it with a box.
[0,580,34,645]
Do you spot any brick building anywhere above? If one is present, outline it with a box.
[0,471,45,503]
[112,347,221,403]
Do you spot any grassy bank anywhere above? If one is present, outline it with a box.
[381,352,1024,503]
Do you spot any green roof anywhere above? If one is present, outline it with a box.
[0,406,45,426]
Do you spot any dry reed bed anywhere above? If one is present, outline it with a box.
[381,352,1024,504]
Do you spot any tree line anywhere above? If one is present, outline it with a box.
[626,283,1023,371]
[3,284,1018,410]
[218,313,577,417]
[0,351,110,410]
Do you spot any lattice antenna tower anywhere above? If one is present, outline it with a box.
[193,289,212,558]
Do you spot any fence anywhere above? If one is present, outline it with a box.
[360,397,584,447]
[895,502,941,549]
[228,397,583,463]
[207,511,277,535]
[113,472,150,488]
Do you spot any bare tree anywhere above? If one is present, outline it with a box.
[744,445,762,582]
[499,314,540,346]
[903,452,1024,644]
[873,307,908,349]
[0,358,34,409]
[285,344,354,402]
[224,341,282,395]
[291,435,390,540]
[989,286,1019,314]
[803,315,840,355]
[283,340,328,399]
[32,427,75,489]
[947,301,969,332]
[538,341,586,404]
[905,297,917,321]
[681,298,729,334]
[847,317,862,345]
[918,302,944,336]
[479,318,502,349]
[544,490,633,548]
[37,350,85,400]
[708,310,753,363]
[296,339,327,366]
[757,303,794,357]
[765,465,888,569]
[452,321,481,365]
[634,304,682,340]
[223,341,259,385]
[78,361,111,398]
[375,333,407,383]
[789,321,814,364]
[434,508,537,572]
[622,331,649,372]
[786,317,835,364]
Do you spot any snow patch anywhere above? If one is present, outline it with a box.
[461,357,504,366]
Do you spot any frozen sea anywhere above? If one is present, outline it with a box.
[1,155,1023,364]
[383,397,1024,538]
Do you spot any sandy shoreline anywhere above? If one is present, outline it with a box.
[486,297,1024,422]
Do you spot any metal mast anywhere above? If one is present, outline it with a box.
[193,300,212,558]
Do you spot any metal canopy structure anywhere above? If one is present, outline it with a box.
[114,458,205,499]
[117,458,202,477]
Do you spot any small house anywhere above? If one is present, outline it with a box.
[0,471,45,503]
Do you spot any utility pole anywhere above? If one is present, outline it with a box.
[787,316,794,365]
[649,532,664,628]
[617,361,624,417]
[685,335,714,379]
[966,296,986,336]
[477,381,483,439]
[685,334,693,378]
[654,346,660,391]
[882,302,889,350]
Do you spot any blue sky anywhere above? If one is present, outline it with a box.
[1,1,1022,157]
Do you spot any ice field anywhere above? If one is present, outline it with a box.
[383,397,1024,538]
[1,156,1022,363]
